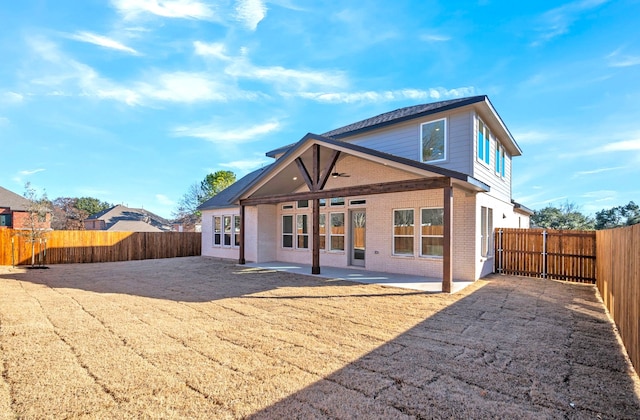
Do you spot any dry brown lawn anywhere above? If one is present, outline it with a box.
[0,257,638,419]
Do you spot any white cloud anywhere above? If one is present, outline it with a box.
[111,0,216,20]
[220,157,271,171]
[70,31,139,55]
[297,87,476,104]
[600,139,640,152]
[20,169,46,176]
[193,41,230,60]
[533,0,610,45]
[235,0,267,31]
[226,59,348,91]
[173,120,281,143]
[606,48,640,67]
[1,92,25,104]
[573,166,625,177]
[513,130,553,144]
[155,194,175,206]
[420,34,451,42]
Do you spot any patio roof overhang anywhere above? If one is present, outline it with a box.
[235,134,487,293]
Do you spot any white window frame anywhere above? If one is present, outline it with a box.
[420,207,444,258]
[296,214,309,249]
[213,216,221,246]
[329,212,345,251]
[223,215,232,246]
[393,209,414,256]
[282,215,294,248]
[481,206,494,257]
[233,215,241,247]
[477,118,491,167]
[420,118,447,163]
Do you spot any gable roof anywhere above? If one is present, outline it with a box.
[0,186,32,211]
[202,133,490,209]
[87,204,172,231]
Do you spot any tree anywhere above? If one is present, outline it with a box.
[595,201,640,229]
[173,171,236,229]
[50,196,112,230]
[21,183,52,266]
[531,202,595,230]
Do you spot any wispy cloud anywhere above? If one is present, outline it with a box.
[235,0,267,31]
[1,91,25,104]
[69,31,139,55]
[155,194,175,206]
[533,0,610,45]
[111,0,216,20]
[606,48,640,67]
[420,34,451,42]
[173,120,281,143]
[297,87,476,104]
[20,169,46,176]
[193,41,231,60]
[512,129,554,144]
[220,157,271,172]
[599,139,640,152]
[572,166,624,177]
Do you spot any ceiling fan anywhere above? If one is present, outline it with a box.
[331,163,350,178]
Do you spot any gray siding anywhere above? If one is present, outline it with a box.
[471,113,512,202]
[345,110,474,175]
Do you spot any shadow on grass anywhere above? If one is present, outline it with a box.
[2,257,638,417]
[248,275,640,419]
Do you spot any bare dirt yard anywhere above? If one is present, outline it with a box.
[0,257,638,419]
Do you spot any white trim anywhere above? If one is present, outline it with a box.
[420,117,447,163]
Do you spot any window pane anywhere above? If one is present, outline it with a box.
[478,120,484,159]
[422,237,443,256]
[330,197,345,206]
[282,215,293,234]
[297,200,308,208]
[331,236,344,251]
[422,120,445,162]
[319,236,326,249]
[330,213,344,233]
[394,237,413,255]
[394,209,414,235]
[283,235,293,248]
[297,214,308,234]
[297,235,309,249]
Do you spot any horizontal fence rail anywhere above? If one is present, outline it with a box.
[0,229,201,266]
[596,224,639,376]
[495,228,596,283]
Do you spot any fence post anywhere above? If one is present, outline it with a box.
[542,230,547,279]
[496,229,503,274]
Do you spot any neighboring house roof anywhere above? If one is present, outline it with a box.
[512,200,534,216]
[267,95,521,158]
[200,133,490,210]
[0,186,32,211]
[108,220,163,232]
[87,204,172,231]
[198,165,272,210]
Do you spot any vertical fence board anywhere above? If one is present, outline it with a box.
[495,228,596,283]
[0,229,201,266]
[596,224,639,376]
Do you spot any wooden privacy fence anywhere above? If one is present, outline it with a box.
[596,224,639,376]
[495,228,596,283]
[0,229,201,266]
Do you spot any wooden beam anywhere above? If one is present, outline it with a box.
[312,198,320,274]
[295,158,314,191]
[442,183,453,293]
[240,177,451,206]
[239,205,246,265]
[317,150,340,190]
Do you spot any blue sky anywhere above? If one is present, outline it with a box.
[1,0,639,219]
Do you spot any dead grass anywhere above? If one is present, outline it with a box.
[0,257,638,419]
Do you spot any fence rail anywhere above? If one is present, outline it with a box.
[596,224,639,376]
[0,229,201,266]
[495,228,596,283]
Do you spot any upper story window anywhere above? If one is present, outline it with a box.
[495,141,506,178]
[477,119,491,166]
[421,118,446,163]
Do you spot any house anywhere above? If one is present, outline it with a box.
[0,185,52,230]
[84,204,173,232]
[198,95,532,291]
